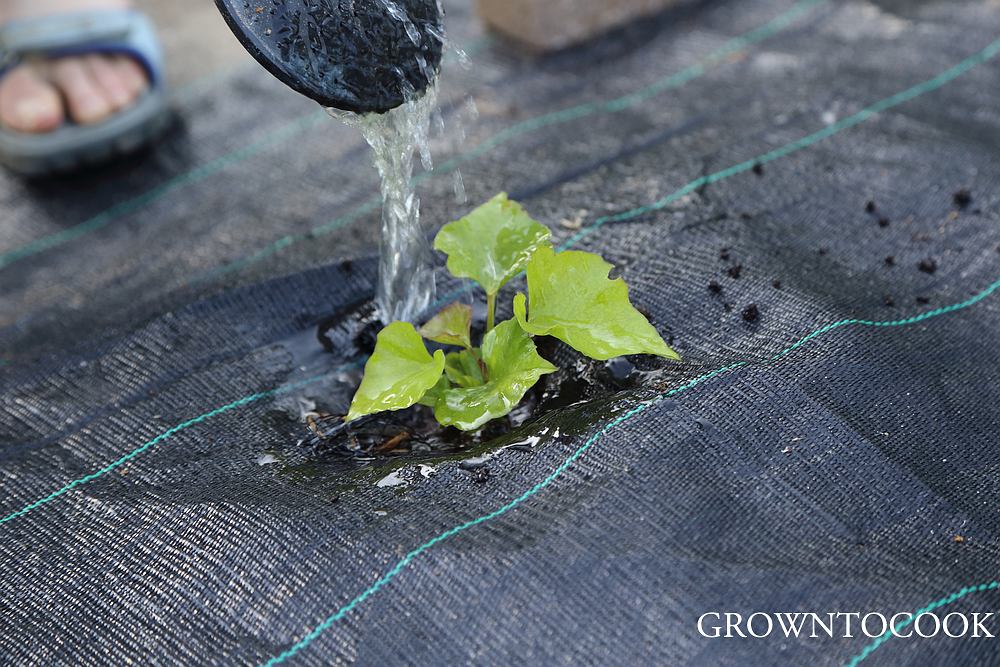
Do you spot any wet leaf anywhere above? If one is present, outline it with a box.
[444,349,485,388]
[347,322,446,421]
[433,320,556,431]
[434,193,551,295]
[418,375,451,408]
[513,246,680,361]
[418,301,472,348]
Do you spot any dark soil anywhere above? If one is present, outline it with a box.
[953,188,972,209]
[470,467,492,484]
[751,162,764,176]
[771,279,782,289]
[316,296,379,354]
[719,248,731,261]
[878,217,890,228]
[742,303,760,322]
[885,256,895,266]
[918,258,938,274]
[708,281,723,294]
[865,200,877,214]
[727,264,743,279]
[916,296,930,305]
[883,295,895,307]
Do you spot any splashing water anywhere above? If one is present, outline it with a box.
[329,82,439,323]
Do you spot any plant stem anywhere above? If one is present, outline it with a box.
[486,292,496,333]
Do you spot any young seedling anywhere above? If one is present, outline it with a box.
[346,192,680,431]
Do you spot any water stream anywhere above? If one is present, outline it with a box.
[322,0,450,324]
[329,82,439,323]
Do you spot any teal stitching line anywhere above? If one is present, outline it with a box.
[189,0,827,286]
[844,581,1000,667]
[0,37,491,272]
[560,35,1000,250]
[0,370,344,526]
[263,272,1000,666]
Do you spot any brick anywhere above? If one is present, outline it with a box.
[477,0,679,51]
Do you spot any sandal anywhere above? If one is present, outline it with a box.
[0,8,169,175]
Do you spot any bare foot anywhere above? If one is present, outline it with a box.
[0,0,150,133]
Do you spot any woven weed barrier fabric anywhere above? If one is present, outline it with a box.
[4,0,1000,665]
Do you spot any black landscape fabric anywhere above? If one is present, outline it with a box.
[3,0,1000,665]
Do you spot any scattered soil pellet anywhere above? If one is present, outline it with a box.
[885,256,895,266]
[740,212,753,220]
[916,296,930,305]
[953,188,972,209]
[708,281,723,294]
[742,303,760,322]
[877,217,890,228]
[918,258,938,274]
[771,279,782,289]
[719,248,731,261]
[818,247,828,256]
[727,264,743,279]
[723,303,733,312]
[752,162,764,176]
[865,200,877,214]
[883,295,895,307]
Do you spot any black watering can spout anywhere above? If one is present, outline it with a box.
[214,0,444,114]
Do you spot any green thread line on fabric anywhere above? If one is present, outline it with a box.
[843,581,1000,667]
[560,35,1000,250]
[0,36,492,272]
[0,369,353,526]
[263,271,1000,666]
[189,0,827,286]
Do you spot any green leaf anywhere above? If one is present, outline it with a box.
[418,375,451,408]
[444,349,485,388]
[433,320,556,431]
[513,246,680,361]
[346,322,446,421]
[418,301,472,348]
[434,193,551,295]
